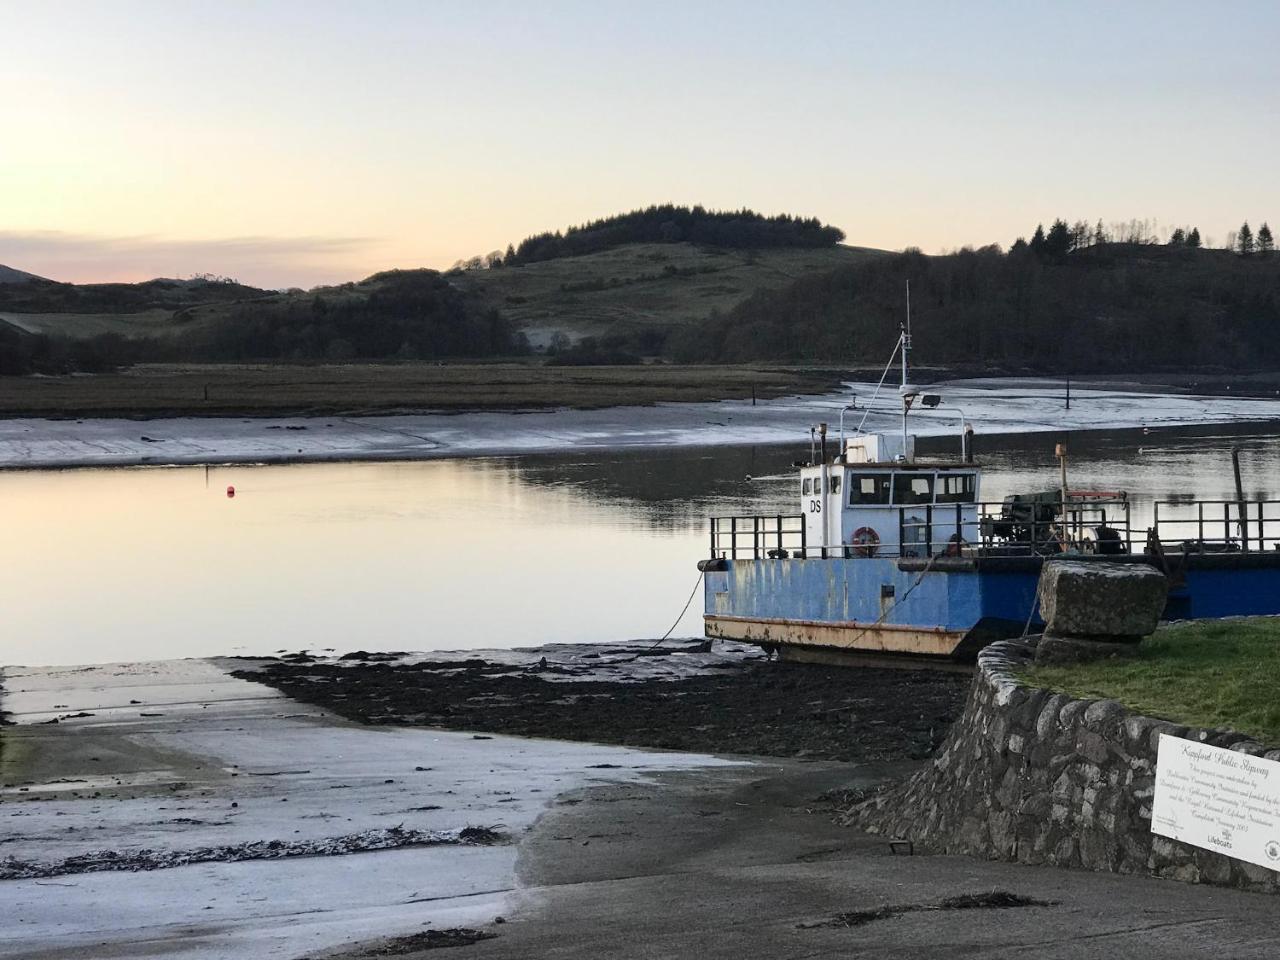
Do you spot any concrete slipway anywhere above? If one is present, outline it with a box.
[4,658,1280,959]
[0,659,738,959]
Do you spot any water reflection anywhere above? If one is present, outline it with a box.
[3,421,1280,667]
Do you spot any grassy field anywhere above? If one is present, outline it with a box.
[0,361,852,417]
[1024,618,1280,743]
[2,243,885,350]
[452,242,886,345]
[0,309,196,339]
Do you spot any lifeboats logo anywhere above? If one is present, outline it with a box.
[1265,840,1280,862]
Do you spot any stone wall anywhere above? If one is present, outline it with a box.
[854,638,1280,892]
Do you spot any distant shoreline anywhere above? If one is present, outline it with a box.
[0,362,850,420]
[4,376,1280,471]
[4,363,1280,422]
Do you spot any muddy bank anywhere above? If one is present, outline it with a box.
[234,652,971,763]
[7,376,1280,470]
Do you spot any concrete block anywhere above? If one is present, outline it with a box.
[1037,560,1167,639]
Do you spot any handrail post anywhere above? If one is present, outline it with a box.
[730,517,737,560]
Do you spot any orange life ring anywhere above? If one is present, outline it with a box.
[850,526,880,557]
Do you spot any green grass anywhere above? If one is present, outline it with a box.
[1023,618,1280,743]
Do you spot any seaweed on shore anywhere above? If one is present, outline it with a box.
[0,824,508,881]
[234,657,970,764]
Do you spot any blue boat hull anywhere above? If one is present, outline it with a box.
[702,553,1280,659]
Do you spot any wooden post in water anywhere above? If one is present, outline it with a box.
[1233,446,1249,551]
[1056,442,1070,549]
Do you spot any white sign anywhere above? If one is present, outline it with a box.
[1152,733,1280,871]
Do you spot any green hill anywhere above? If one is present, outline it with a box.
[0,276,275,344]
[452,242,884,348]
[0,212,884,372]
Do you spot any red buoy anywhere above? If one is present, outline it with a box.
[226,485,236,498]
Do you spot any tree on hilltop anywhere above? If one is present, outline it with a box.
[503,205,846,265]
[1045,219,1072,259]
[1239,222,1255,256]
[1187,227,1202,248]
[1259,222,1274,255]
[1029,224,1047,256]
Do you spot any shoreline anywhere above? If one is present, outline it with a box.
[0,656,742,959]
[6,651,1277,960]
[5,377,1280,471]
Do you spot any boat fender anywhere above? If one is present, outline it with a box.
[697,558,729,572]
[850,526,880,558]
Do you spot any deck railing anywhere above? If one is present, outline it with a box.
[709,514,807,560]
[709,499,1280,561]
[710,498,1134,560]
[1151,500,1280,554]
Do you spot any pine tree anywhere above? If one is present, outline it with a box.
[1045,219,1072,259]
[1093,220,1107,246]
[1259,222,1275,254]
[1187,227,1202,248]
[1030,224,1047,256]
[1239,222,1255,256]
[1168,227,1186,247]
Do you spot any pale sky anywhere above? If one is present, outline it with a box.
[2,1,1277,288]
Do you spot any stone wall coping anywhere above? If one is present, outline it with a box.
[977,637,1276,756]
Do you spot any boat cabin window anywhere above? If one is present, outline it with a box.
[936,473,976,504]
[848,473,891,505]
[892,472,934,505]
[802,476,843,496]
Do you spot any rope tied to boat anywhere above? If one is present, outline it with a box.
[626,568,705,660]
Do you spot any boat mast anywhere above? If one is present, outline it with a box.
[901,280,912,454]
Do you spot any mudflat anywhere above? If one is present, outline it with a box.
[0,362,847,418]
[234,646,970,763]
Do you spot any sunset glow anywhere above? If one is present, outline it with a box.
[4,0,1278,287]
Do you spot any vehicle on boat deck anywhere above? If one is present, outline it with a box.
[699,304,1280,664]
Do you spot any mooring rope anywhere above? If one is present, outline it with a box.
[626,569,706,660]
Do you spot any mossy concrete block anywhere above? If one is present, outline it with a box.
[1037,560,1167,639]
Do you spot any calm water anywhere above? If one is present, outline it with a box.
[4,423,1280,667]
